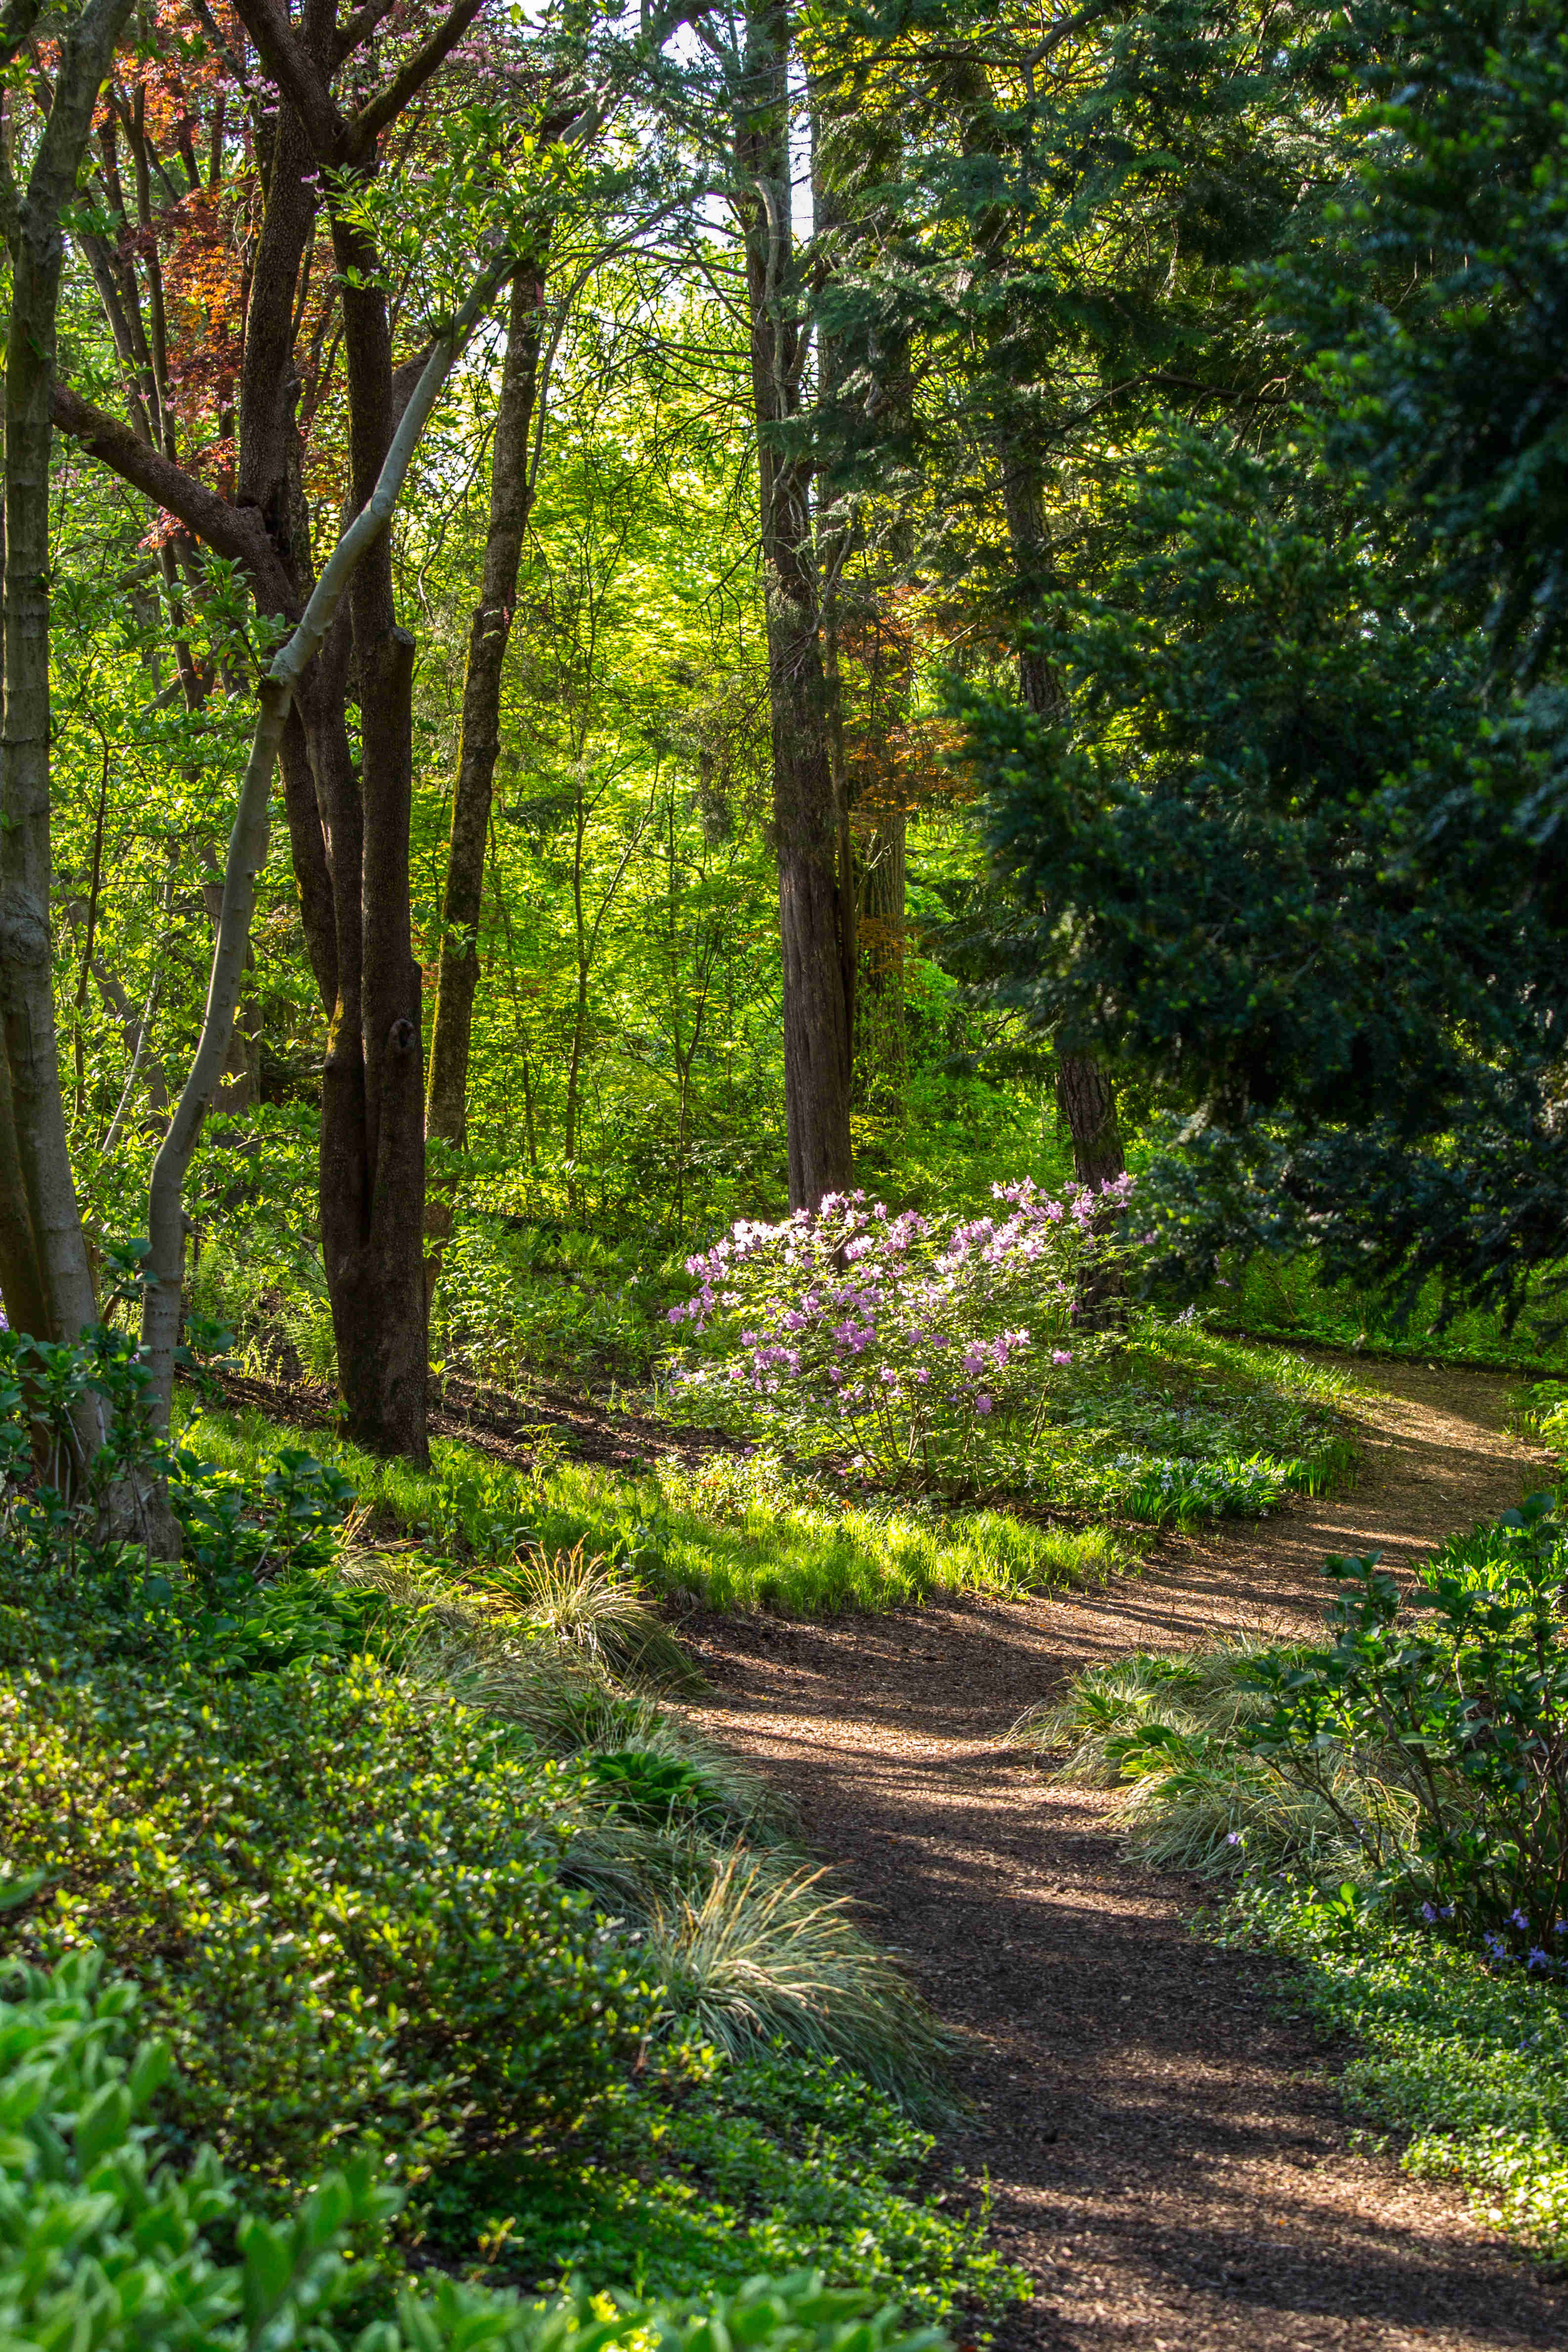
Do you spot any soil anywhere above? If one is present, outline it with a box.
[210,1365,749,1472]
[682,1359,1568,2351]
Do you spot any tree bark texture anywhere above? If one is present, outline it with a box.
[138,259,519,1444]
[737,0,853,1210]
[424,260,548,1295]
[0,0,136,1351]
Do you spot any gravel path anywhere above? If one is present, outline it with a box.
[685,1358,1568,2352]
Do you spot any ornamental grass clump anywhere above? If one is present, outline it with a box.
[665,1177,1138,1485]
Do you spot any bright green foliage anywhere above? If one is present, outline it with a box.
[428,2044,1024,2325]
[0,1350,1023,2324]
[0,1940,966,2352]
[0,1939,403,2352]
[0,1659,653,2201]
[184,1406,1132,1615]
[1225,1888,1568,2258]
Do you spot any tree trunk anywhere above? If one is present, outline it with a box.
[738,0,852,1210]
[139,261,517,1446]
[318,207,428,1462]
[1002,451,1126,1197]
[425,259,547,1297]
[855,812,908,1110]
[0,0,136,1352]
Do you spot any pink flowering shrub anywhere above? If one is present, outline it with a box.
[664,1177,1138,1484]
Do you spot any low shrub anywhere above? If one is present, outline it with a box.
[0,1657,652,2200]
[661,1202,1352,1523]
[664,1179,1136,1486]
[429,2041,1024,2324]
[0,1938,961,2352]
[1021,1495,1568,1957]
[0,1344,1023,2331]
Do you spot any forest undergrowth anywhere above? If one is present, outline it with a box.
[0,1330,1029,2348]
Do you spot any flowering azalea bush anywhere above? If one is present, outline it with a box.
[664,1178,1137,1485]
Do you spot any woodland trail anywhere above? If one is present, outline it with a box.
[684,1359,1568,2352]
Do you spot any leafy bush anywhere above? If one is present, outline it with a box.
[0,1658,652,2201]
[0,1939,963,2352]
[665,1180,1135,1485]
[1245,1495,1568,1956]
[1025,1496,1568,1961]
[432,2042,1024,2325]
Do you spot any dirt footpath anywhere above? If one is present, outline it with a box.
[685,1360,1568,2352]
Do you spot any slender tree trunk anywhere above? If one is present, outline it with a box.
[1002,452,1126,1198]
[0,0,136,1351]
[856,813,907,1108]
[424,259,547,1298]
[737,0,852,1209]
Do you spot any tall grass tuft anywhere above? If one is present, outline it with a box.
[1013,1639,1416,1883]
[496,1541,704,1692]
[639,1849,952,2111]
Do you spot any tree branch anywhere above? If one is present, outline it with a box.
[332,0,396,67]
[50,379,296,613]
[228,0,347,158]
[347,0,483,153]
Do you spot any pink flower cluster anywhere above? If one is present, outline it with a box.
[665,1176,1138,1477]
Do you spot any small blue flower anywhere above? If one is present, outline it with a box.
[1510,1908,1530,1932]
[1483,1933,1507,1959]
[1420,1902,1438,1924]
[1528,1948,1551,1971]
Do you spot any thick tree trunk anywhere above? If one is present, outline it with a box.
[739,0,852,1210]
[425,260,547,1297]
[318,208,428,1462]
[139,264,515,1447]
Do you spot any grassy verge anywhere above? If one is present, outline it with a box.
[180,1400,1136,1614]
[1222,1889,1568,2256]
